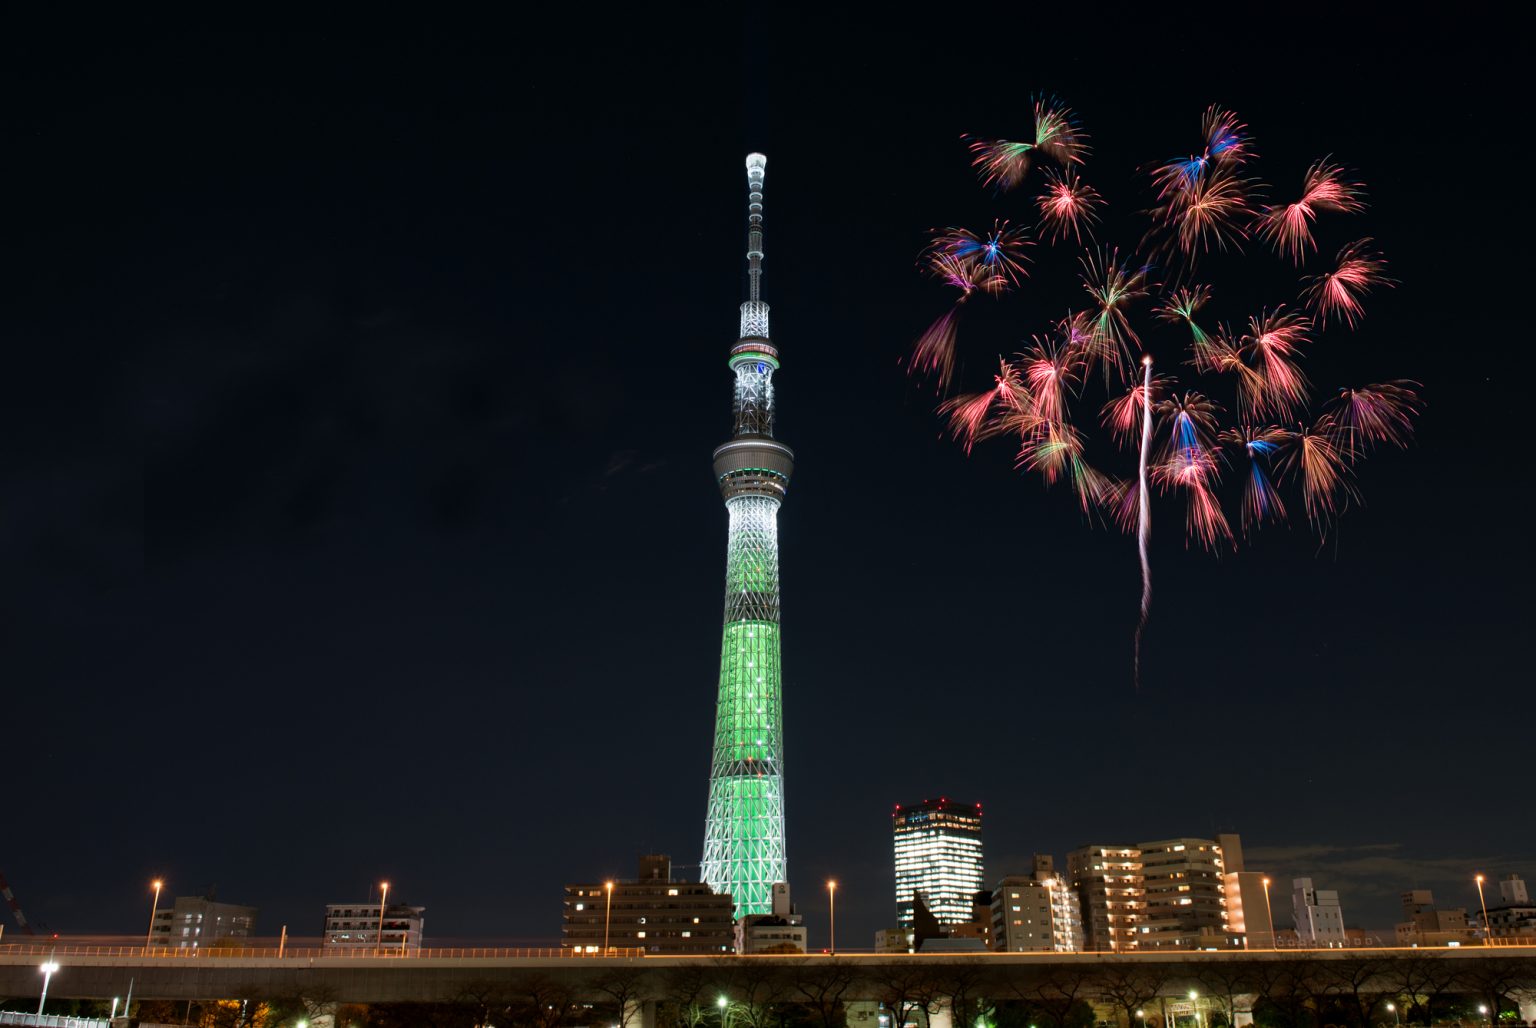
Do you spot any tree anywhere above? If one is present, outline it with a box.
[1318,958,1389,1028]
[871,961,945,1028]
[593,966,655,1028]
[1098,962,1175,1028]
[1378,952,1463,1027]
[508,973,577,1028]
[1459,957,1531,1025]
[791,959,859,1028]
[1017,964,1099,1028]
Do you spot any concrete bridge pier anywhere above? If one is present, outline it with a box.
[626,998,655,1028]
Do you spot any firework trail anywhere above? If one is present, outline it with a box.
[1134,355,1154,690]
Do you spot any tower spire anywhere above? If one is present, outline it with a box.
[746,153,766,301]
[703,154,795,924]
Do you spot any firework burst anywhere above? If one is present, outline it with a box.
[1036,168,1104,244]
[965,97,1088,191]
[913,99,1417,685]
[1256,159,1366,263]
[1302,238,1394,328]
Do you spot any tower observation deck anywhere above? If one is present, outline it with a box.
[701,153,794,920]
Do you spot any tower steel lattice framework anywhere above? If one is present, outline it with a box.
[701,153,794,920]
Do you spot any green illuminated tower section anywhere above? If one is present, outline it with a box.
[702,153,794,920]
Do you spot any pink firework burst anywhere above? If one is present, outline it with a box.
[1301,238,1394,328]
[1036,168,1104,244]
[1256,159,1366,263]
[1240,307,1313,419]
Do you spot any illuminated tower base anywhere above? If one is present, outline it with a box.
[701,154,794,919]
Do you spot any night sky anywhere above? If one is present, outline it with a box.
[6,15,1528,951]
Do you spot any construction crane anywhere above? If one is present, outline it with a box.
[0,869,39,935]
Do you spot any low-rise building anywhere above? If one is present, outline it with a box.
[1292,878,1346,948]
[149,894,257,950]
[563,854,734,955]
[323,899,425,952]
[738,882,807,954]
[1395,890,1473,946]
[1475,874,1536,942]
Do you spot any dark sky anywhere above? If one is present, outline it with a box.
[6,15,1528,951]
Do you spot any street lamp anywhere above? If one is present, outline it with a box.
[1386,1002,1399,1027]
[827,880,838,956]
[377,881,390,957]
[1475,875,1493,946]
[1261,877,1275,950]
[1188,991,1201,1028]
[1478,1005,1490,1027]
[718,995,730,1026]
[38,960,59,1017]
[604,880,616,955]
[145,879,164,953]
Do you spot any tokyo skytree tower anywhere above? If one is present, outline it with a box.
[701,153,794,919]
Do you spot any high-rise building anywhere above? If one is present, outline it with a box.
[1291,877,1346,947]
[148,894,257,950]
[701,153,795,921]
[893,798,984,928]
[1068,845,1143,952]
[1139,837,1238,949]
[992,855,1084,952]
[563,855,734,955]
[323,900,425,952]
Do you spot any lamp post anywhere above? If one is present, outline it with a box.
[377,881,390,957]
[38,960,59,1016]
[1261,877,1275,949]
[604,880,616,955]
[827,880,838,956]
[1386,1002,1399,1027]
[1188,991,1201,1028]
[145,879,164,953]
[718,995,730,1028]
[1475,875,1493,946]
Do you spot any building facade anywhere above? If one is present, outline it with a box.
[564,855,734,955]
[991,855,1084,952]
[1474,875,1536,942]
[148,895,257,950]
[737,882,807,954]
[1068,845,1143,952]
[1139,837,1238,949]
[1291,877,1347,947]
[1395,890,1474,946]
[893,798,985,928]
[701,153,795,921]
[323,901,424,952]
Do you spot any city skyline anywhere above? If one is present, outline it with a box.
[4,14,1529,955]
